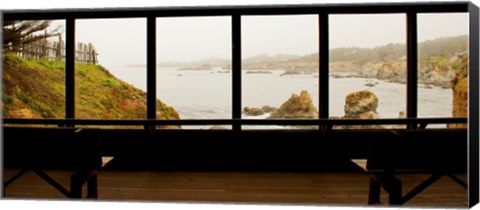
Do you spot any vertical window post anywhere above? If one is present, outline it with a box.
[319,13,329,119]
[468,2,479,207]
[65,17,75,120]
[232,14,242,131]
[147,16,157,120]
[406,12,418,128]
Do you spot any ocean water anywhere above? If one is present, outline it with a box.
[109,66,453,122]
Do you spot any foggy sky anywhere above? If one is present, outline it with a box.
[50,12,468,69]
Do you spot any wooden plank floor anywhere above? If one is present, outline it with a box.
[3,169,468,207]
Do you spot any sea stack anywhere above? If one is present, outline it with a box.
[268,90,318,119]
[343,90,379,119]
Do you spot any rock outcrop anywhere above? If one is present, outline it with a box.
[375,61,407,84]
[452,77,468,118]
[261,105,277,113]
[243,106,277,117]
[342,53,467,88]
[449,53,468,128]
[336,90,383,129]
[343,90,379,119]
[243,107,265,116]
[268,90,318,119]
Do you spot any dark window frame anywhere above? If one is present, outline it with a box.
[2,2,478,206]
[2,2,470,126]
[3,2,470,124]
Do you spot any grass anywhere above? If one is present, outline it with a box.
[2,53,179,121]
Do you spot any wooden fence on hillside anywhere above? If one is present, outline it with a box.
[16,34,99,65]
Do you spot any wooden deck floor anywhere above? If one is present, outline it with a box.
[3,169,468,208]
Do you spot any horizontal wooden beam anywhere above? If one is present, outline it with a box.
[3,2,468,20]
[2,117,467,126]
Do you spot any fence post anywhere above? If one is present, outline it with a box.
[24,35,28,59]
[82,43,87,64]
[12,21,19,53]
[57,34,63,61]
[27,34,32,59]
[88,43,92,64]
[92,50,96,65]
[76,42,80,63]
[79,43,83,64]
[41,30,48,59]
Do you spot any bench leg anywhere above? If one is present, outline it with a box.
[87,173,98,198]
[369,173,403,205]
[368,177,381,204]
[386,178,402,205]
[70,170,98,199]
[376,173,402,205]
[70,172,83,198]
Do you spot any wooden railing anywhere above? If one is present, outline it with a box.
[2,117,467,129]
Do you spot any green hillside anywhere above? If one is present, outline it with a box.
[2,53,179,120]
[284,35,466,64]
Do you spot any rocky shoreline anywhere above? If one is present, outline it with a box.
[257,52,467,89]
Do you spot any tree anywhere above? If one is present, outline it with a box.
[3,20,60,53]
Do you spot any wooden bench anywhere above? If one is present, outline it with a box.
[351,128,468,205]
[2,118,469,201]
[3,127,105,199]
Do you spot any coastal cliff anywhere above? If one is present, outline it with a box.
[2,53,179,121]
[449,53,468,128]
